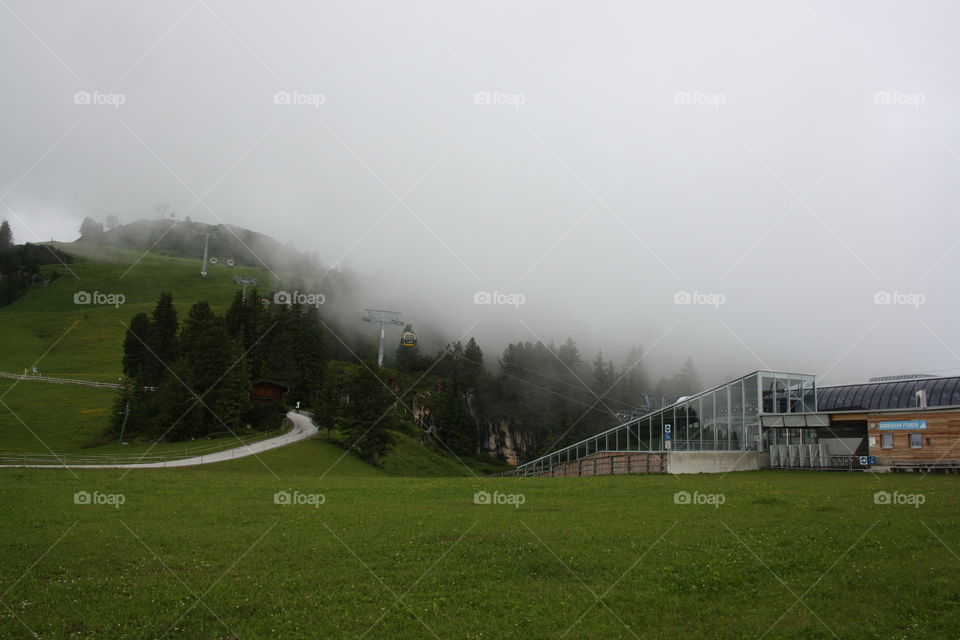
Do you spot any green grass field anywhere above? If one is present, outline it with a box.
[1,457,958,639]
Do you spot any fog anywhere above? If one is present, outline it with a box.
[3,0,959,387]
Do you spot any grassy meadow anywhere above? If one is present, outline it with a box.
[1,457,958,639]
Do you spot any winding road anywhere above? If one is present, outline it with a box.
[0,411,317,469]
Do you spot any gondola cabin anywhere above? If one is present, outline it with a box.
[400,331,417,347]
[250,379,289,405]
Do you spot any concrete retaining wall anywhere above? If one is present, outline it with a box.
[667,451,762,474]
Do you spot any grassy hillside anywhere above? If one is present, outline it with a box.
[0,243,509,477]
[0,379,293,462]
[0,244,275,379]
[0,380,113,451]
[0,466,957,638]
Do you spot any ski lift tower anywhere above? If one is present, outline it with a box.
[362,309,404,367]
[232,276,259,301]
[200,232,211,278]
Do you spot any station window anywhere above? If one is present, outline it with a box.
[881,433,894,449]
[909,433,923,449]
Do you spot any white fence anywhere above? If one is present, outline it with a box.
[0,372,157,390]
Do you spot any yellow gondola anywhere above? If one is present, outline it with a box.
[400,331,417,347]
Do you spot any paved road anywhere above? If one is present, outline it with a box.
[0,412,317,469]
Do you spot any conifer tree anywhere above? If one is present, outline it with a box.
[0,220,12,250]
[592,350,610,394]
[144,291,178,387]
[462,337,484,389]
[212,337,252,432]
[122,313,151,379]
[341,360,396,462]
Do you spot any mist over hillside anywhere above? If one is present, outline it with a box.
[5,1,959,388]
[65,216,716,394]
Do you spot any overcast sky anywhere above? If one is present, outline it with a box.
[2,0,959,387]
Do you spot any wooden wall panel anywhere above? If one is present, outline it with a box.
[867,410,960,466]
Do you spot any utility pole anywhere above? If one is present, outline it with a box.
[361,309,404,367]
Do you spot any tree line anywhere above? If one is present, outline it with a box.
[111,290,328,442]
[0,220,73,307]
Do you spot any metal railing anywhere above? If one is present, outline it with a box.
[495,451,668,478]
[769,454,868,471]
[666,440,746,452]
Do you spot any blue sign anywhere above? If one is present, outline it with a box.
[878,420,927,431]
[859,456,878,466]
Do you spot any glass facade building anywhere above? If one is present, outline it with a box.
[515,370,817,475]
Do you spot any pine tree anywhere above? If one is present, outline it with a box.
[341,360,396,463]
[144,291,179,387]
[679,357,702,395]
[153,358,202,440]
[292,306,327,403]
[592,350,610,394]
[179,301,222,387]
[212,337,252,432]
[462,337,484,389]
[122,312,150,379]
[0,220,12,250]
[437,381,474,456]
[225,288,260,358]
[433,342,476,455]
[616,345,650,406]
[179,300,244,436]
[312,363,348,439]
[556,337,582,370]
[254,303,299,387]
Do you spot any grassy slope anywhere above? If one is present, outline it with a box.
[0,246,281,458]
[0,463,957,639]
[0,245,273,380]
[0,244,509,476]
[0,380,114,451]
